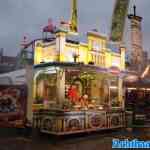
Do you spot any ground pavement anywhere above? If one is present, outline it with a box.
[0,129,150,150]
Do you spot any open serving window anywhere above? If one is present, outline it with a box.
[33,63,123,111]
[32,63,125,135]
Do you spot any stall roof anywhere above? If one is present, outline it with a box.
[34,62,129,76]
[124,79,150,88]
[34,62,107,72]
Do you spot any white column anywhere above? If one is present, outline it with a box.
[118,77,124,109]
[56,30,66,62]
[56,69,65,105]
[25,65,34,122]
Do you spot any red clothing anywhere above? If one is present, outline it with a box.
[68,87,78,102]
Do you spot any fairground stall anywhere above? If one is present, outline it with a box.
[32,62,125,135]
[31,1,126,133]
[125,75,150,127]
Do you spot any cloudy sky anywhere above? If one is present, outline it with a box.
[0,0,149,56]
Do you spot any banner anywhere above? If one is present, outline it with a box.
[0,85,27,128]
[110,0,130,42]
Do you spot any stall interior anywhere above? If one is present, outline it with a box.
[34,66,122,111]
[126,88,150,118]
[32,64,125,134]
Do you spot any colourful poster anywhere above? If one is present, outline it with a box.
[110,0,130,42]
[0,85,27,128]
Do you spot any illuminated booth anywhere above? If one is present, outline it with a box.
[32,23,126,134]
[32,62,125,135]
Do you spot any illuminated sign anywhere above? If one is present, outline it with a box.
[65,48,78,62]
[34,41,58,64]
[125,75,138,82]
[109,66,120,75]
[36,42,56,48]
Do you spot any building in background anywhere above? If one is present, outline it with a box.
[0,48,16,65]
[0,48,17,73]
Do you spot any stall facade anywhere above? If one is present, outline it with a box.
[32,62,125,135]
[32,24,126,134]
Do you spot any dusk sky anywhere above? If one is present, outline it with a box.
[0,0,149,56]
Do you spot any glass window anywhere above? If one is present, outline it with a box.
[109,78,120,107]
[90,76,109,106]
[64,69,110,110]
[36,72,57,102]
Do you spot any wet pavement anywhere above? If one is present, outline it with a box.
[0,128,150,150]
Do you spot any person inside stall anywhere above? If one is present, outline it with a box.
[68,85,79,104]
[78,94,89,108]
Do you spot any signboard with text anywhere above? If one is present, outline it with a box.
[34,41,58,64]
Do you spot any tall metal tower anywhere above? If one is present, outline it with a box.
[128,5,144,73]
[70,0,78,33]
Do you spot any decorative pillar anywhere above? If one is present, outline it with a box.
[26,65,34,122]
[118,77,124,109]
[120,46,126,70]
[56,30,67,62]
[108,80,112,110]
[56,69,65,105]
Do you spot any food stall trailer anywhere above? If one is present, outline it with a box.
[32,62,125,135]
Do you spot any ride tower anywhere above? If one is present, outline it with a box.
[128,5,144,73]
